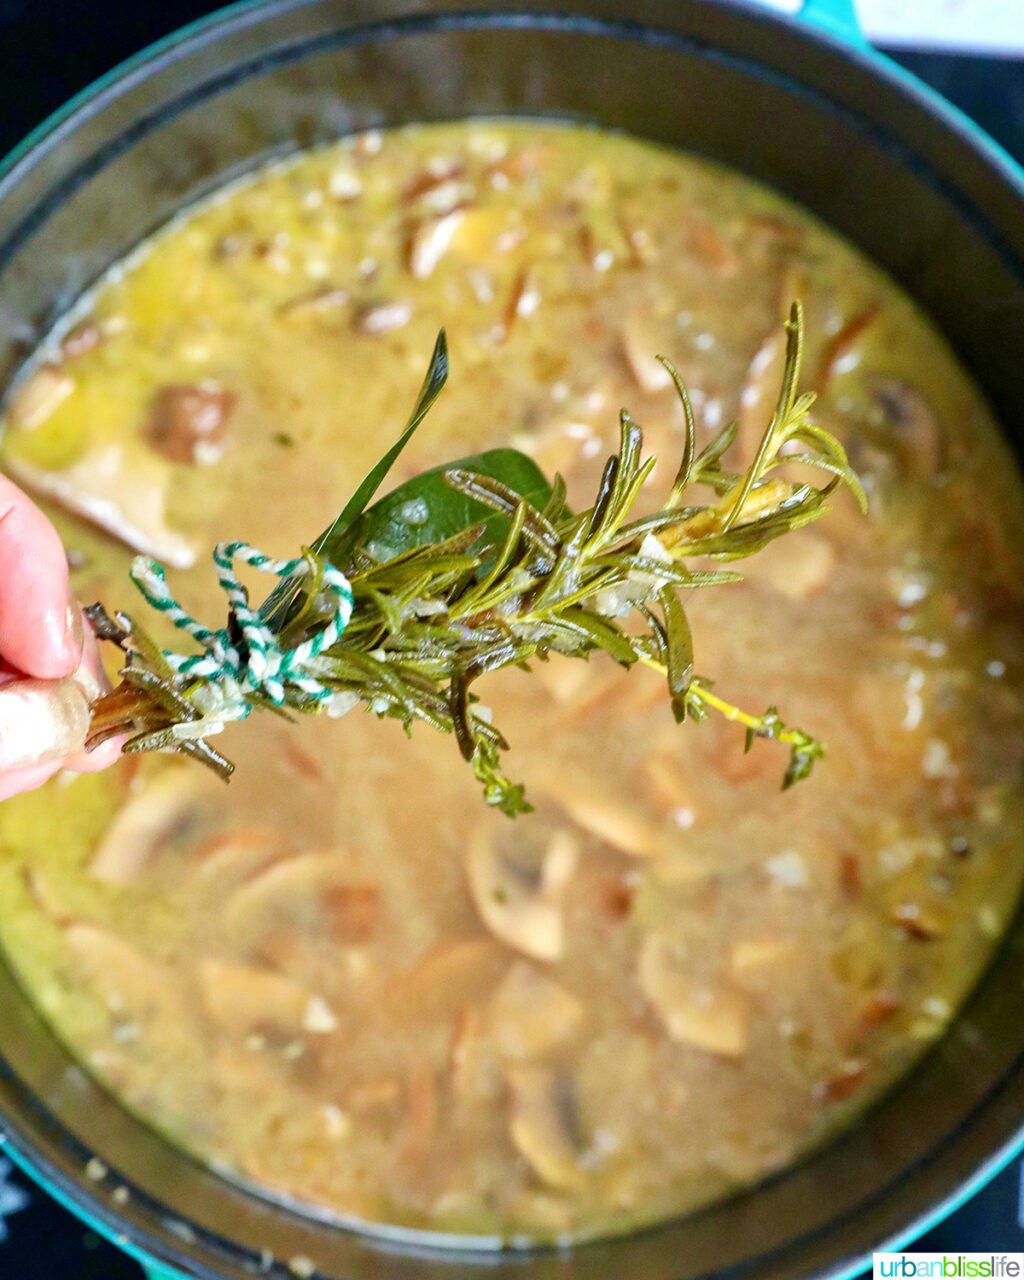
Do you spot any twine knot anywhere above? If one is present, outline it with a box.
[129,541,353,738]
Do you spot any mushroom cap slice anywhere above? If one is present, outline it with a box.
[740,533,837,601]
[638,933,749,1057]
[620,310,674,395]
[465,827,577,962]
[871,377,945,478]
[198,959,337,1039]
[89,769,220,885]
[189,825,288,889]
[64,923,188,1027]
[537,776,663,859]
[383,937,506,1022]
[223,851,379,950]
[489,963,584,1063]
[507,1066,587,1192]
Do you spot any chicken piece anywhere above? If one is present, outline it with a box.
[145,384,234,465]
[7,443,198,568]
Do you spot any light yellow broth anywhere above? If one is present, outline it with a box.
[1,121,1023,1245]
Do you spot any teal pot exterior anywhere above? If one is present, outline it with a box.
[1,3,1023,1279]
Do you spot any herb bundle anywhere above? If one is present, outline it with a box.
[86,303,866,815]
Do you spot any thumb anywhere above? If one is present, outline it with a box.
[0,671,95,772]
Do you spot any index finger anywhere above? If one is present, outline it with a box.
[0,474,80,679]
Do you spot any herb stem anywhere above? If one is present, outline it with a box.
[86,306,859,811]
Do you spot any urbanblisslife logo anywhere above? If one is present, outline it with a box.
[874,1255,1024,1278]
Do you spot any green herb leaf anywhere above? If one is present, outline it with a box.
[319,328,450,550]
[261,329,450,629]
[91,303,866,813]
[333,447,552,567]
[659,585,694,721]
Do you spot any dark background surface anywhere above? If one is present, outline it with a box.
[0,2,1021,1276]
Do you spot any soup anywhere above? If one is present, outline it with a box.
[1,122,1023,1246]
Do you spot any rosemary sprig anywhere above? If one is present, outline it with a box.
[86,303,866,815]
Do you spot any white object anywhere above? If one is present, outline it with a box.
[755,0,1024,55]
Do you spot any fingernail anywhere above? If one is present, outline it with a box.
[0,677,91,768]
[72,661,105,703]
[65,591,85,661]
[42,593,84,674]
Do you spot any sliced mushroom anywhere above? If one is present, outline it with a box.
[870,378,944,478]
[278,286,349,320]
[616,203,656,267]
[688,219,738,276]
[740,534,837,600]
[501,1189,573,1236]
[860,989,902,1028]
[191,825,288,888]
[6,443,198,568]
[891,901,946,940]
[639,933,749,1056]
[406,209,466,279]
[21,865,71,922]
[449,1006,503,1104]
[488,963,584,1062]
[579,208,628,273]
[145,384,234,465]
[729,938,797,983]
[512,416,601,481]
[530,654,594,704]
[89,770,221,884]
[353,299,412,335]
[707,718,781,786]
[815,1058,869,1103]
[59,320,103,361]
[323,884,380,945]
[500,266,540,339]
[507,1066,587,1192]
[402,159,466,206]
[620,311,673,394]
[198,958,337,1039]
[738,331,786,463]
[487,143,553,185]
[348,1076,402,1115]
[65,923,187,1026]
[816,303,880,393]
[465,827,577,962]
[385,938,507,1021]
[641,755,699,830]
[540,777,662,859]
[5,365,74,430]
[398,1057,439,1166]
[224,851,379,949]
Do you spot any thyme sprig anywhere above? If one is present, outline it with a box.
[86,303,865,815]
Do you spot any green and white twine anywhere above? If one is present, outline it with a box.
[130,541,354,740]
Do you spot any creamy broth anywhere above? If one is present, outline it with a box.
[1,122,1023,1245]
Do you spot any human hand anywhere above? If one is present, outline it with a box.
[0,475,123,800]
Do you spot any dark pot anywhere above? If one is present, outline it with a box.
[1,3,1022,1278]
